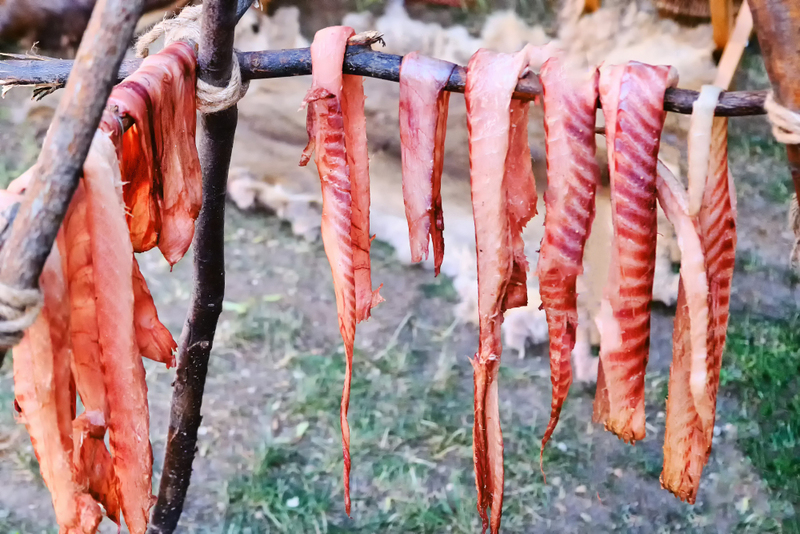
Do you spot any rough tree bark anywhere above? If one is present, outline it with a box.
[748,0,800,202]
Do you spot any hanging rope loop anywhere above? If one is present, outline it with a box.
[135,3,249,113]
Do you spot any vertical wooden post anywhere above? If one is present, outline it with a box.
[0,0,144,350]
[146,0,240,532]
[713,0,753,90]
[748,0,800,202]
[710,0,735,52]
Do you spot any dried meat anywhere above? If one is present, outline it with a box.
[105,42,201,266]
[594,62,677,443]
[537,56,600,460]
[399,51,455,274]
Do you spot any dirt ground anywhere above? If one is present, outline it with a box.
[0,1,798,533]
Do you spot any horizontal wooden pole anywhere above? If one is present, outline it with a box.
[1,44,768,117]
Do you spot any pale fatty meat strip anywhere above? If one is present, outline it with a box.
[14,244,103,533]
[105,42,201,266]
[594,62,677,443]
[132,257,177,367]
[465,44,551,534]
[84,130,153,534]
[299,25,383,515]
[658,161,710,504]
[537,56,600,459]
[398,51,455,274]
[662,87,736,503]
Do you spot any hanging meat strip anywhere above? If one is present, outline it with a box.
[106,41,201,266]
[398,51,455,274]
[14,242,103,533]
[63,183,108,416]
[73,411,121,525]
[662,86,735,503]
[537,57,600,460]
[84,130,153,534]
[594,62,678,443]
[132,257,177,367]
[465,44,552,534]
[299,25,381,515]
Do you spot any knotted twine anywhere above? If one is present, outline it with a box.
[135,3,249,114]
[764,92,800,271]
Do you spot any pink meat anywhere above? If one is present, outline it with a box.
[106,42,201,266]
[657,162,710,504]
[399,51,455,274]
[299,25,362,516]
[465,44,548,534]
[698,116,736,450]
[537,57,600,460]
[84,130,153,534]
[594,62,678,443]
[14,244,102,533]
[132,257,177,367]
[63,183,108,417]
[342,66,384,322]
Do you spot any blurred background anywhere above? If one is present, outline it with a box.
[0,0,797,532]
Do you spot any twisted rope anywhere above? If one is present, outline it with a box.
[0,283,42,348]
[764,91,800,145]
[135,3,249,114]
[764,92,800,270]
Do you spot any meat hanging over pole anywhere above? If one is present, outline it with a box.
[299,25,382,516]
[465,43,554,534]
[13,239,103,533]
[662,85,736,503]
[398,51,456,274]
[104,41,202,267]
[84,129,153,534]
[63,183,109,417]
[594,61,678,443]
[537,56,600,462]
[72,410,122,525]
[132,257,177,367]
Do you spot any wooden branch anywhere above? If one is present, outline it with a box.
[713,0,753,90]
[710,0,735,52]
[0,0,144,350]
[146,0,241,532]
[0,45,770,116]
[748,0,800,201]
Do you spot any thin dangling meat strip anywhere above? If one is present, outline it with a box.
[13,226,103,534]
[594,62,678,443]
[299,26,382,516]
[398,51,455,274]
[465,44,554,534]
[661,85,736,503]
[537,56,600,462]
[104,41,201,267]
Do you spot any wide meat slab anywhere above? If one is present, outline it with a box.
[594,62,677,443]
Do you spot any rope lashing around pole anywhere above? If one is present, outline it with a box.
[0,283,41,347]
[763,92,800,271]
[135,4,249,114]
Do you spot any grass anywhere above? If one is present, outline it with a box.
[721,313,800,531]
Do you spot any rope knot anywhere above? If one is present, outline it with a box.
[0,283,42,349]
[134,3,249,114]
[764,91,800,145]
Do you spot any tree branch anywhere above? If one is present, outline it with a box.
[0,0,145,350]
[1,45,769,116]
[749,0,800,200]
[146,0,241,532]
